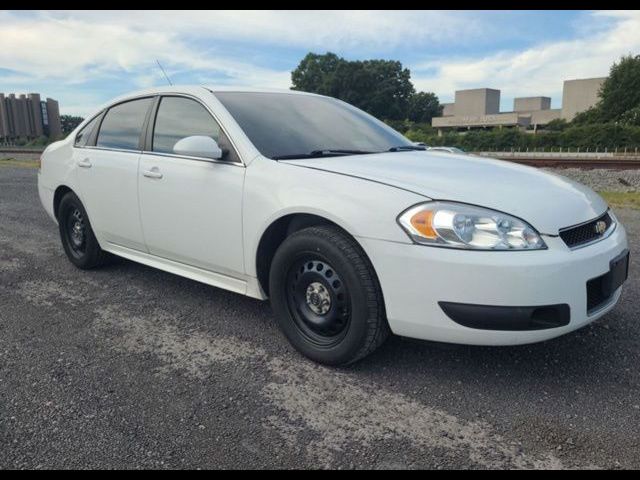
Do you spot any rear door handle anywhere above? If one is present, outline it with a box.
[143,168,163,179]
[77,158,92,168]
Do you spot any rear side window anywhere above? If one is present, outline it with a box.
[152,96,221,154]
[97,97,153,151]
[74,115,100,147]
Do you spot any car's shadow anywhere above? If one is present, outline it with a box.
[99,254,636,391]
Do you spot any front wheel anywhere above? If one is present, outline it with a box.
[269,225,389,365]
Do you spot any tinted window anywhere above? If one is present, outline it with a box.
[74,115,100,147]
[97,98,153,150]
[152,96,220,154]
[214,92,412,159]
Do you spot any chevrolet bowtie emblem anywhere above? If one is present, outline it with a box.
[594,220,607,235]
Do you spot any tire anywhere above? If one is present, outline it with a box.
[269,225,389,365]
[57,191,109,269]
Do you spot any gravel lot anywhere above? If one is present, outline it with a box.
[1,166,639,469]
[543,168,640,192]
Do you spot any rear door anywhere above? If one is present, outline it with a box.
[75,97,154,251]
[138,95,245,278]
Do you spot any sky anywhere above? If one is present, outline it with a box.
[1,10,639,117]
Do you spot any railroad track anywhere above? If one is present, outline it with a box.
[491,156,640,169]
[0,148,44,155]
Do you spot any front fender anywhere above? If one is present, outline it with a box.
[242,157,427,277]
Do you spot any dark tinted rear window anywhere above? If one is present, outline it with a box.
[97,97,153,150]
[214,92,411,159]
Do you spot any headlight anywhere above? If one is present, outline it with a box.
[397,202,546,250]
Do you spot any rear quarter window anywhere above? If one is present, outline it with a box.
[74,115,100,147]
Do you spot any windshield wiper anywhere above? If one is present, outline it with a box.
[386,145,427,152]
[273,149,374,160]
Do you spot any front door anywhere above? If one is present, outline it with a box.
[138,95,245,278]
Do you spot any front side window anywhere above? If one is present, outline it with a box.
[214,92,413,159]
[96,97,153,150]
[74,115,100,147]
[152,96,221,154]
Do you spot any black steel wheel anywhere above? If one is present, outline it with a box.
[63,207,87,259]
[269,224,390,365]
[286,257,351,347]
[57,191,109,269]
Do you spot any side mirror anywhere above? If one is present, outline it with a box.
[173,135,224,160]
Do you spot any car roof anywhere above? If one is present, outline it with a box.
[114,85,316,100]
[91,85,322,115]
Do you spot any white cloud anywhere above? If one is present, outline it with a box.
[410,10,640,108]
[0,10,483,84]
[46,10,483,51]
[2,10,638,116]
[0,10,293,89]
[0,9,487,115]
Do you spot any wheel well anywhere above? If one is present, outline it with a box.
[257,214,339,297]
[53,186,73,220]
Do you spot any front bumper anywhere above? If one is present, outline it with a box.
[358,222,628,346]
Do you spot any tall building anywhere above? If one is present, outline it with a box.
[432,77,606,135]
[561,77,606,121]
[0,92,62,142]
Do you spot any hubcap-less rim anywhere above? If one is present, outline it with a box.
[66,208,86,256]
[286,258,351,347]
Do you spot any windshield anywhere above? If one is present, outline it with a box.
[213,92,414,159]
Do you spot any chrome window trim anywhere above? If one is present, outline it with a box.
[82,145,143,155]
[140,150,246,168]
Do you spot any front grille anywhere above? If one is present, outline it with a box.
[586,273,612,313]
[560,212,613,249]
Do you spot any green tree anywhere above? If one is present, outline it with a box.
[572,54,640,125]
[291,52,439,121]
[406,91,442,123]
[571,106,601,125]
[291,52,343,95]
[597,55,640,123]
[544,118,569,131]
[619,105,640,126]
[60,115,84,136]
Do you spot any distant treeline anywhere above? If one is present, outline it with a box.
[393,121,640,151]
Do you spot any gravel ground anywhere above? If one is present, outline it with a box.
[543,168,640,192]
[1,166,639,469]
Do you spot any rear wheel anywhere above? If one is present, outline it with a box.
[58,192,109,269]
[269,225,389,365]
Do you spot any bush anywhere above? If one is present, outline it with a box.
[402,123,640,151]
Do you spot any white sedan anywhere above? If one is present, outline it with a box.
[38,86,629,365]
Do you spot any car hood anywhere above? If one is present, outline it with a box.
[281,151,608,235]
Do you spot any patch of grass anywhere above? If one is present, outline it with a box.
[599,191,640,210]
[0,157,40,169]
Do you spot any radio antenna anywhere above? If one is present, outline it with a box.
[156,59,173,86]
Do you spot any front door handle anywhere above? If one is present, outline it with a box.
[143,168,163,179]
[77,158,92,168]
